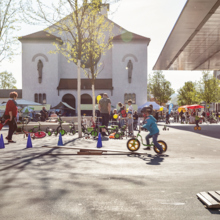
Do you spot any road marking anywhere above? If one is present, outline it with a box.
[200,135,220,141]
[161,203,185,205]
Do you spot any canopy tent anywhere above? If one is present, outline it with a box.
[188,104,204,109]
[1,99,41,107]
[22,106,34,113]
[138,101,165,113]
[51,102,75,110]
[178,105,204,112]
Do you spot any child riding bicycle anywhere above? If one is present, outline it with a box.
[142,107,163,154]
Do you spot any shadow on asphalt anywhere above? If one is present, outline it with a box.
[127,154,169,165]
[158,124,220,140]
[208,209,220,215]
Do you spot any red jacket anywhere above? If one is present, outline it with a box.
[5,100,18,117]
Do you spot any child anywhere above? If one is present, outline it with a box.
[127,111,133,136]
[111,109,118,125]
[166,112,170,124]
[127,99,133,113]
[195,114,200,127]
[142,107,163,153]
[133,111,138,130]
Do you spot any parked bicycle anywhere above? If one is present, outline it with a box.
[28,120,46,138]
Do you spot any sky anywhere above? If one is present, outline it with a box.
[0,0,204,92]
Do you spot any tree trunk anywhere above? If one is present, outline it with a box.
[92,83,95,118]
[77,59,82,138]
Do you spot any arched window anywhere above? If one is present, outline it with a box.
[124,93,136,104]
[34,94,38,103]
[39,93,42,104]
[81,94,92,104]
[43,93,46,104]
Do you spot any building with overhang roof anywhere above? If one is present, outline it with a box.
[18,6,150,115]
[153,0,220,112]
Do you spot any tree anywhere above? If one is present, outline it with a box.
[177,81,200,106]
[0,71,17,89]
[0,0,22,63]
[148,71,175,105]
[198,71,220,104]
[24,0,118,137]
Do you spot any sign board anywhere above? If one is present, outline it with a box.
[168,103,173,114]
[206,104,210,109]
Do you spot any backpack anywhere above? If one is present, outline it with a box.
[121,110,127,118]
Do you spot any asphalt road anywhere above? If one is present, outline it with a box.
[0,123,220,220]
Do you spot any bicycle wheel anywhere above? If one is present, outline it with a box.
[127,138,140,151]
[154,140,167,154]
[34,131,46,138]
[91,130,98,137]
[70,128,76,135]
[47,129,53,136]
[198,126,201,130]
[57,127,66,136]
[194,126,198,130]
[114,133,120,139]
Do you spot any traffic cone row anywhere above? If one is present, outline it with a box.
[0,134,5,149]
[97,133,102,148]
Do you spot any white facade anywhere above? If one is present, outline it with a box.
[19,17,150,114]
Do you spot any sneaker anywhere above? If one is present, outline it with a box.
[143,147,151,150]
[8,140,16,143]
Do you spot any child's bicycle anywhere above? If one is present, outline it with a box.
[28,121,46,138]
[194,125,201,131]
[126,130,168,154]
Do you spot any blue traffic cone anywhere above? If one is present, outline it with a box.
[97,133,102,148]
[58,133,63,146]
[0,134,5,149]
[26,133,33,148]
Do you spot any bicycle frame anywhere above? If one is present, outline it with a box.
[135,131,154,147]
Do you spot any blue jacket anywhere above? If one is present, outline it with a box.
[142,115,159,136]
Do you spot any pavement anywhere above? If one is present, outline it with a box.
[0,122,220,220]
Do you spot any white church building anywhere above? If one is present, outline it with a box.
[19,6,150,115]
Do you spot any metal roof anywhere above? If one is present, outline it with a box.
[0,89,22,98]
[153,0,220,71]
[57,78,113,90]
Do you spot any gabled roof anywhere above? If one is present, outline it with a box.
[19,31,62,43]
[113,31,151,44]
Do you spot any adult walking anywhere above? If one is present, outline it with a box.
[179,110,184,123]
[4,91,18,143]
[98,93,111,136]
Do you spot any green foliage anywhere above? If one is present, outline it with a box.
[148,71,175,105]
[0,71,17,89]
[198,71,220,104]
[177,81,200,106]
[0,0,22,63]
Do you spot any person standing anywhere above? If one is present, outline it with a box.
[179,110,184,123]
[4,92,18,143]
[40,107,48,121]
[98,93,111,136]
[133,111,138,130]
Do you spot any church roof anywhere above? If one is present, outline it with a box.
[57,79,113,90]
[19,31,62,42]
[113,31,151,44]
[0,89,22,99]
